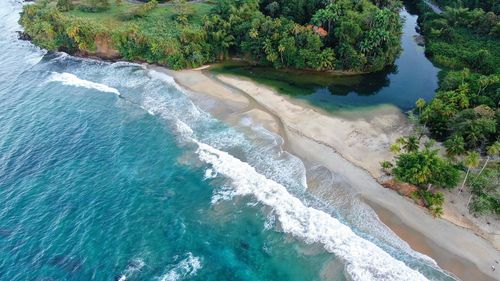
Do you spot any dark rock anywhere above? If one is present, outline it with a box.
[413,35,425,46]
[17,31,31,41]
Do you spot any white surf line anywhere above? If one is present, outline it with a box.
[48,72,121,96]
[195,140,429,281]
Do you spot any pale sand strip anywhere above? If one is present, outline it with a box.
[159,67,499,281]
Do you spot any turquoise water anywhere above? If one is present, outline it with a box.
[210,4,439,112]
[0,1,456,280]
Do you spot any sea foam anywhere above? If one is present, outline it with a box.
[158,253,202,281]
[117,258,145,281]
[48,72,121,96]
[195,141,429,281]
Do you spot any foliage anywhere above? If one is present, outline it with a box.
[415,190,445,217]
[203,0,336,70]
[466,167,499,215]
[417,7,500,73]
[380,160,393,174]
[395,135,420,153]
[433,0,500,14]
[312,0,403,72]
[20,1,214,69]
[173,0,194,24]
[392,143,460,189]
[20,0,404,73]
[20,2,103,52]
[416,0,500,215]
[420,69,499,150]
[443,134,465,157]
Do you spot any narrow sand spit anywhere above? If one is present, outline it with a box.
[156,66,499,281]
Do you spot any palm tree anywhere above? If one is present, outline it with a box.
[402,136,420,153]
[459,151,480,193]
[278,44,285,65]
[390,143,401,154]
[416,98,426,115]
[380,160,393,175]
[478,141,500,175]
[395,136,419,153]
[444,134,465,158]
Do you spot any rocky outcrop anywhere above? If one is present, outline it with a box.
[16,31,31,41]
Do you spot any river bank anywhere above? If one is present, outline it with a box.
[161,66,499,281]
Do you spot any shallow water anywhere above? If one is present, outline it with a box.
[0,1,456,280]
[210,5,439,112]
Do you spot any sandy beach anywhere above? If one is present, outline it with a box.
[156,66,500,281]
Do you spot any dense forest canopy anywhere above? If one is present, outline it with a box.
[19,0,404,72]
[413,1,499,148]
[433,0,499,13]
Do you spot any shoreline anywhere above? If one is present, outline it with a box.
[160,66,499,281]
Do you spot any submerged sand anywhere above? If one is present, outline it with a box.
[156,66,499,281]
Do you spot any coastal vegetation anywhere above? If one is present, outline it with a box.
[20,0,404,72]
[384,136,459,217]
[383,0,499,217]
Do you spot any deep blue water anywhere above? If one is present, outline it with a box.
[0,1,456,280]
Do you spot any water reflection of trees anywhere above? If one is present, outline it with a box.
[326,65,397,96]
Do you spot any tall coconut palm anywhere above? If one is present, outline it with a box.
[478,141,500,175]
[416,98,426,115]
[467,143,498,205]
[444,134,465,158]
[459,151,480,193]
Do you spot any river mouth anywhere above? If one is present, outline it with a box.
[210,6,440,113]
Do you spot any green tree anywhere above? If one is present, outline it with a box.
[393,147,459,188]
[416,98,426,115]
[380,160,393,174]
[173,0,193,24]
[444,134,465,158]
[390,142,401,154]
[466,166,499,215]
[311,4,338,32]
[478,141,500,175]
[415,190,445,217]
[459,151,480,192]
[395,136,419,153]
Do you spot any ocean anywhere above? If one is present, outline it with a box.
[0,1,457,280]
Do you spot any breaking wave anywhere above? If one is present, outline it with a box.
[195,140,428,281]
[158,253,202,281]
[48,72,121,96]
